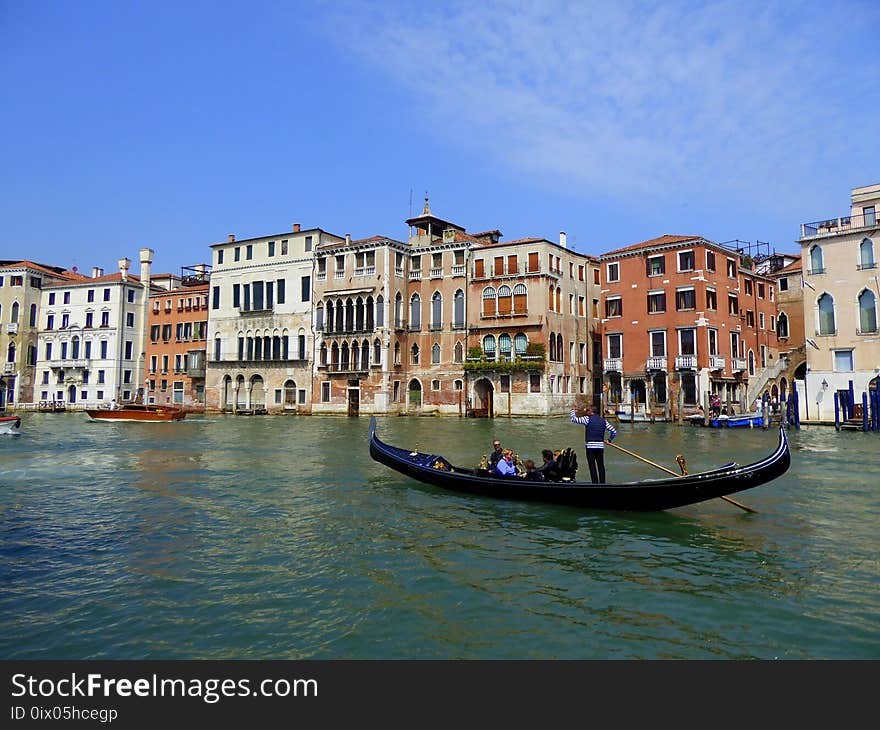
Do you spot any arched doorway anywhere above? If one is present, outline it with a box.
[222,375,233,411]
[472,377,494,418]
[408,379,422,410]
[235,375,246,410]
[250,375,265,410]
[67,384,77,404]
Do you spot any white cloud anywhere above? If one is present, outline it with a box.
[322,0,879,212]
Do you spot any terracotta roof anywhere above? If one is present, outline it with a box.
[603,235,703,256]
[0,260,78,279]
[775,257,803,275]
[43,272,142,287]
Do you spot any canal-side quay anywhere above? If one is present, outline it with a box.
[1,413,878,660]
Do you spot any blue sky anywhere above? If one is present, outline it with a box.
[3,0,878,275]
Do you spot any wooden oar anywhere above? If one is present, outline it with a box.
[605,440,758,514]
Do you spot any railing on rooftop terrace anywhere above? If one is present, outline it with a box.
[801,212,877,238]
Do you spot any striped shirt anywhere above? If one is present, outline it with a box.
[570,409,617,449]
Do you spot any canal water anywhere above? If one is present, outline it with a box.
[1,413,877,659]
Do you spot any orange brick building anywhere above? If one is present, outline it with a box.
[599,235,780,417]
[144,266,210,409]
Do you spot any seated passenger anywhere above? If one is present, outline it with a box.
[534,449,561,482]
[520,458,544,481]
[492,448,520,477]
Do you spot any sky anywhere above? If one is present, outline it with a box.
[2,0,879,276]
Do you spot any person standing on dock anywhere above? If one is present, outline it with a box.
[570,403,617,483]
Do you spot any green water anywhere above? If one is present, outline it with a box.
[1,413,877,659]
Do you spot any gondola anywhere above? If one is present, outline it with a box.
[368,417,791,512]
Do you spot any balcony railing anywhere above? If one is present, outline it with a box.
[60,359,88,369]
[709,355,726,370]
[646,356,667,371]
[800,211,877,238]
[430,267,443,278]
[675,355,697,370]
[451,264,465,276]
[354,266,376,277]
[603,358,622,372]
[187,367,205,378]
[408,270,422,280]
[334,270,345,279]
[731,357,747,372]
[316,271,326,281]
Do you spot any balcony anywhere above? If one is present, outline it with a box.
[430,267,443,278]
[408,270,422,280]
[395,267,404,278]
[6,323,18,335]
[60,359,88,369]
[675,355,697,370]
[800,211,877,239]
[731,357,747,372]
[354,266,376,277]
[334,270,345,280]
[603,358,622,372]
[646,356,667,371]
[3,363,15,374]
[709,355,726,370]
[316,271,326,281]
[187,366,206,378]
[451,264,466,276]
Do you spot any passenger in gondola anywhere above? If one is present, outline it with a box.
[488,439,504,469]
[520,459,543,481]
[492,448,520,477]
[534,449,561,482]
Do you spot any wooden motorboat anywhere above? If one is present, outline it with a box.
[709,412,764,428]
[86,404,186,422]
[368,417,790,512]
[0,415,22,435]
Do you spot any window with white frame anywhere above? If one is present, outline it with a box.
[606,262,620,282]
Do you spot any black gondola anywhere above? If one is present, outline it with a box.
[368,417,791,512]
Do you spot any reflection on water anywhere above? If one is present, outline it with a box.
[1,414,878,659]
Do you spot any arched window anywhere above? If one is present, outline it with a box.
[514,332,528,355]
[10,301,19,323]
[325,301,334,333]
[316,304,325,332]
[320,342,328,366]
[335,299,344,332]
[549,332,556,361]
[818,293,835,335]
[748,350,755,376]
[284,380,296,407]
[29,303,37,327]
[431,343,441,364]
[331,342,340,369]
[777,312,789,339]
[548,284,555,311]
[355,297,364,331]
[373,338,381,365]
[555,287,562,312]
[411,343,420,364]
[366,296,375,330]
[859,238,875,269]
[482,287,496,317]
[410,294,421,330]
[556,333,564,362]
[214,336,222,361]
[394,293,403,328]
[394,341,401,365]
[512,283,527,313]
[431,292,442,329]
[810,245,824,274]
[859,289,877,333]
[497,285,512,315]
[482,334,496,358]
[453,290,464,328]
[341,342,350,370]
[498,333,511,359]
[453,341,463,363]
[345,298,355,331]
[375,295,384,327]
[7,342,15,363]
[350,340,359,370]
[71,336,80,359]
[361,339,370,367]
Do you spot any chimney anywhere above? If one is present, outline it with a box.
[118,257,131,282]
[345,233,351,245]
[139,248,154,288]
[92,266,104,278]
[228,234,235,242]
[560,231,567,248]
[293,223,301,233]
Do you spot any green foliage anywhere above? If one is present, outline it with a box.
[467,346,484,360]
[462,358,545,373]
[525,342,545,358]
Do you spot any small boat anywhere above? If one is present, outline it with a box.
[709,413,764,428]
[86,404,186,422]
[0,415,22,435]
[368,417,791,512]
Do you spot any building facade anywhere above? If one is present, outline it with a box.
[0,260,72,407]
[205,226,344,414]
[599,235,779,418]
[796,183,880,421]
[145,266,210,409]
[33,250,157,407]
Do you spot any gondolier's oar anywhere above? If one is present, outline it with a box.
[606,440,758,514]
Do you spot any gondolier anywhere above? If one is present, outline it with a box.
[570,403,617,484]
